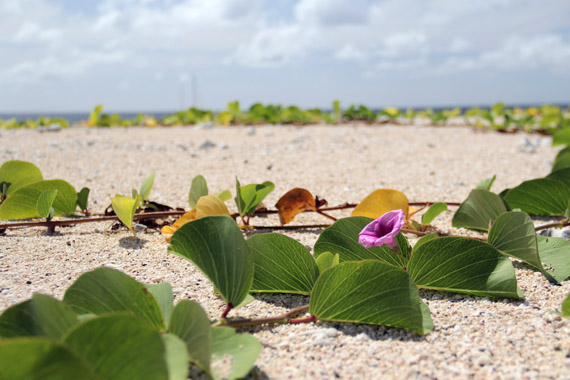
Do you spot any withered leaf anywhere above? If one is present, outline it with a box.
[275,188,316,225]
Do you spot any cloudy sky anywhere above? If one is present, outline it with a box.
[1,0,570,113]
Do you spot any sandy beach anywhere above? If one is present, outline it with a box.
[1,124,569,379]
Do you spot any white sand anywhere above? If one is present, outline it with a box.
[1,124,569,379]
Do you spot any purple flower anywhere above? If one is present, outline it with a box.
[358,209,405,249]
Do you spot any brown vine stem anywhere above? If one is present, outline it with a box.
[217,304,311,328]
[534,220,570,232]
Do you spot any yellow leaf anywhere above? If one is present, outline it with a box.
[351,189,409,219]
[275,188,316,225]
[195,195,231,218]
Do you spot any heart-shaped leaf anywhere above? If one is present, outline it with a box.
[247,233,319,295]
[315,251,340,274]
[0,294,78,339]
[0,179,77,220]
[309,260,433,335]
[351,189,409,219]
[168,216,253,307]
[546,168,570,189]
[63,267,166,331]
[76,187,90,211]
[144,283,173,330]
[0,160,43,196]
[452,189,507,231]
[503,179,570,216]
[161,333,190,380]
[169,300,212,372]
[139,172,156,202]
[275,188,316,225]
[314,217,408,268]
[195,195,230,218]
[211,327,261,380]
[408,237,522,299]
[537,235,570,283]
[476,175,496,191]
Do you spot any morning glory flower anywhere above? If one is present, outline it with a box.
[358,209,405,249]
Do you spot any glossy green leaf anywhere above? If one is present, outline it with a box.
[168,216,253,307]
[552,128,570,146]
[421,202,448,225]
[0,294,78,339]
[189,174,208,209]
[247,233,319,295]
[488,211,542,270]
[562,293,570,317]
[0,179,77,220]
[314,217,408,268]
[161,333,190,380]
[235,178,274,217]
[64,314,169,380]
[537,235,570,283]
[309,260,433,335]
[408,237,522,298]
[77,187,90,211]
[315,251,340,274]
[503,179,570,216]
[476,175,497,191]
[0,160,43,196]
[145,283,173,330]
[0,338,97,380]
[63,267,166,331]
[169,300,212,371]
[552,151,570,172]
[140,172,156,202]
[211,327,261,380]
[111,194,141,234]
[546,168,570,189]
[452,189,507,231]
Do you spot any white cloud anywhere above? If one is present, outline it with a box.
[295,0,372,26]
[378,31,429,57]
[335,44,366,61]
[229,25,319,67]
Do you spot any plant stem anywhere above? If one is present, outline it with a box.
[217,304,310,328]
[221,303,233,319]
[289,315,316,324]
[535,220,570,231]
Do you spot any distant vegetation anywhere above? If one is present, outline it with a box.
[2,101,570,137]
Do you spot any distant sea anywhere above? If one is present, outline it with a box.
[1,103,568,123]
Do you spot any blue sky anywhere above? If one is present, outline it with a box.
[1,0,569,112]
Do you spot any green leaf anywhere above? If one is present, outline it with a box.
[235,178,274,217]
[111,194,141,234]
[552,128,570,146]
[503,179,570,216]
[552,150,570,172]
[488,211,542,269]
[247,233,319,295]
[64,314,170,380]
[189,174,209,209]
[315,251,340,274]
[476,175,497,191]
[0,294,78,339]
[161,333,190,380]
[211,327,261,380]
[0,160,43,196]
[139,172,156,202]
[408,237,522,299]
[421,202,448,225]
[168,216,253,307]
[36,189,57,219]
[169,300,212,372]
[562,293,570,317]
[0,338,97,380]
[309,260,433,335]
[63,267,166,331]
[546,168,570,189]
[77,187,90,211]
[145,283,173,330]
[0,179,77,220]
[452,189,507,231]
[214,189,232,202]
[537,235,570,283]
[313,217,407,268]
[88,104,104,127]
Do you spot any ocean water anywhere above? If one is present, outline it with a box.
[0,112,174,123]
